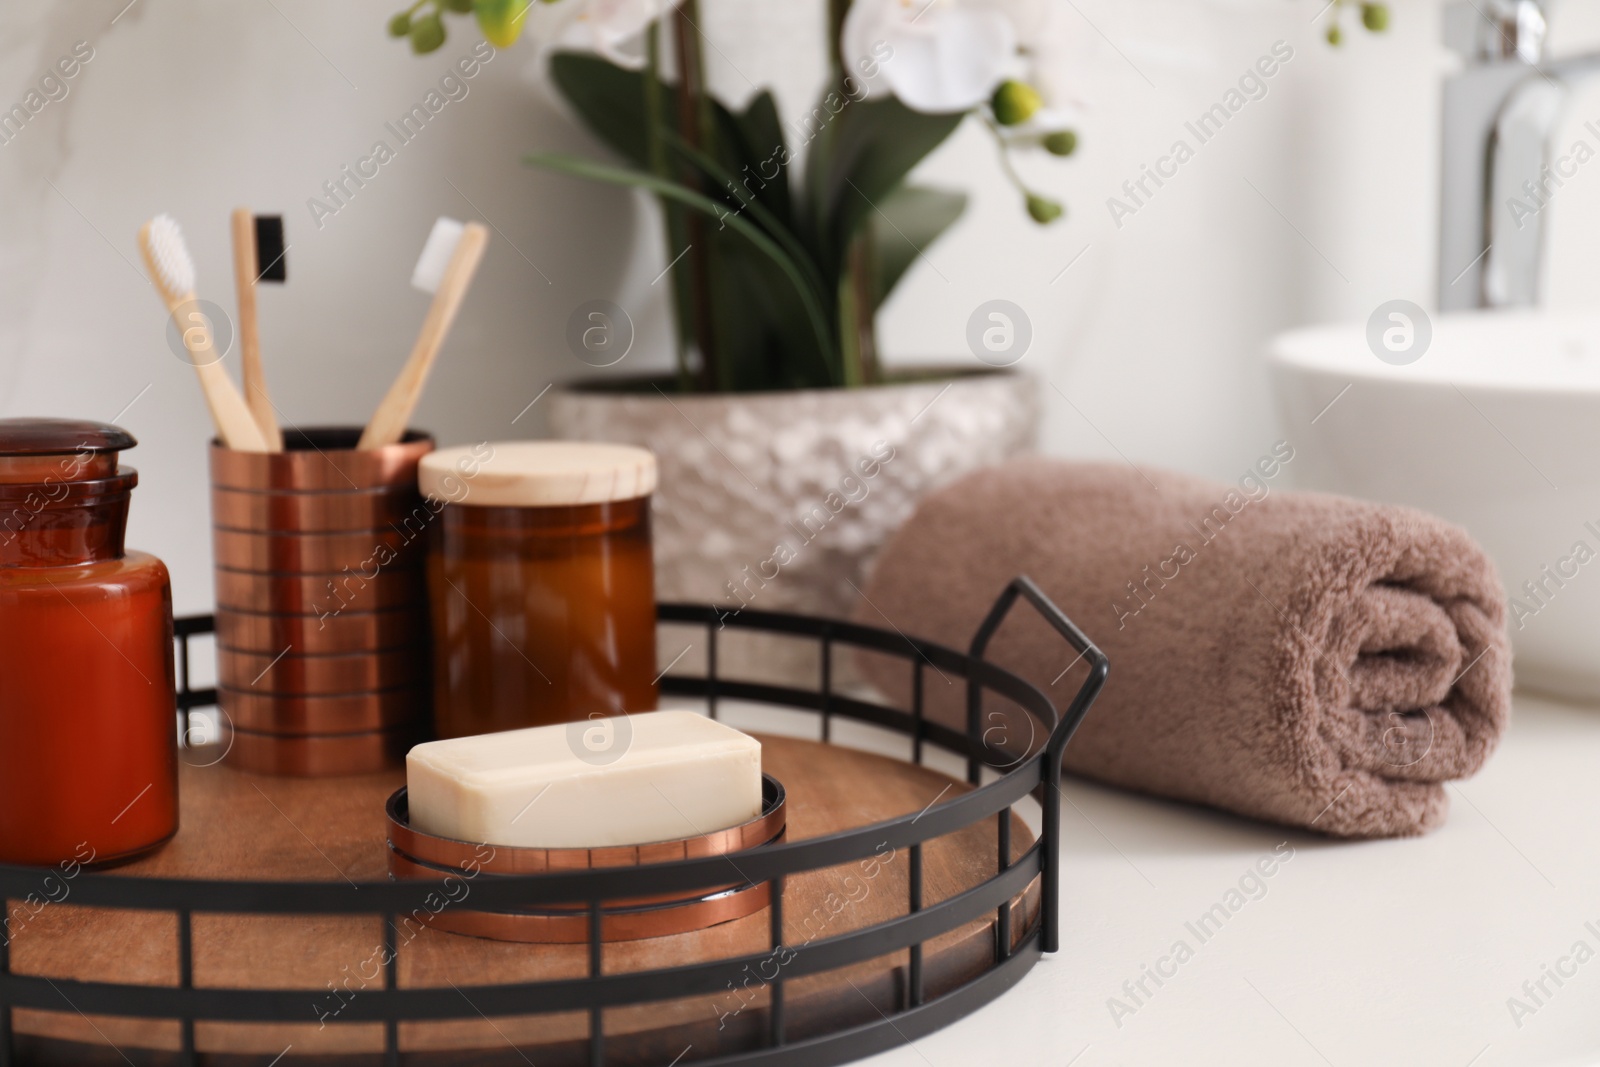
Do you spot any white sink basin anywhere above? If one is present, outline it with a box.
[1270,309,1600,700]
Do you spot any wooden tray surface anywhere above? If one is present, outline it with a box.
[7,734,1036,1065]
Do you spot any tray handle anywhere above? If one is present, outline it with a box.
[966,575,1108,955]
[965,574,1108,780]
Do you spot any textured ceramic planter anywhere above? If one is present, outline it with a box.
[548,369,1039,681]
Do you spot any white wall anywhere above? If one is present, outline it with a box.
[888,0,1447,474]
[0,0,1466,611]
[1,0,664,613]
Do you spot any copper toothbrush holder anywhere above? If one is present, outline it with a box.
[209,428,435,776]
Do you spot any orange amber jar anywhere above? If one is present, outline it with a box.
[0,419,177,867]
[420,442,658,739]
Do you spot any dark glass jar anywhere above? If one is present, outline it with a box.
[0,419,177,867]
[420,442,658,739]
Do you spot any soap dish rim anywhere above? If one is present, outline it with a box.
[384,773,787,876]
[385,850,775,943]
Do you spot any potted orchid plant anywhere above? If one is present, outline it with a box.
[392,0,1080,391]
[385,0,1385,661]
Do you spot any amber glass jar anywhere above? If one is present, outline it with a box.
[420,442,658,739]
[0,419,177,867]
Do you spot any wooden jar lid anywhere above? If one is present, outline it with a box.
[419,441,656,507]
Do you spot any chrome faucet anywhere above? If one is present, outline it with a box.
[1436,0,1586,310]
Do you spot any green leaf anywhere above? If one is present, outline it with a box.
[869,185,966,308]
[551,55,794,218]
[658,129,823,302]
[549,52,653,167]
[661,130,833,388]
[546,55,834,386]
[804,95,964,270]
[526,152,839,377]
[708,232,834,389]
[722,91,792,225]
[539,58,973,388]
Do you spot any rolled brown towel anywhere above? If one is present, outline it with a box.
[858,456,1512,838]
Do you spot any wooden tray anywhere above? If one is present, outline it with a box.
[7,734,1036,1065]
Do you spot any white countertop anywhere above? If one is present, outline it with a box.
[722,694,1600,1067]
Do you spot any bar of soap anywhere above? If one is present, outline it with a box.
[405,710,763,849]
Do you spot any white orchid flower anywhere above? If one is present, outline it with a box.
[842,0,1086,123]
[532,0,680,69]
[843,0,1019,113]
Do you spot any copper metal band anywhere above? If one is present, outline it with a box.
[218,686,427,734]
[209,433,434,491]
[385,845,776,938]
[217,646,426,695]
[385,775,787,876]
[397,869,773,944]
[212,527,424,574]
[213,568,425,614]
[213,607,428,655]
[210,487,435,534]
[220,724,415,777]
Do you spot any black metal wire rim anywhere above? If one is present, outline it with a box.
[6,937,1045,1067]
[0,748,1040,913]
[654,931,1044,1067]
[0,842,1040,1023]
[0,609,1064,910]
[0,580,1108,1067]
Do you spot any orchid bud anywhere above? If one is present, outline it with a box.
[1361,3,1389,31]
[1326,23,1343,46]
[1042,130,1078,157]
[410,12,446,53]
[991,81,1043,127]
[475,0,531,48]
[387,10,412,37]
[1026,195,1063,224]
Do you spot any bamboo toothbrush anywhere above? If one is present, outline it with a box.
[358,217,489,450]
[229,208,286,451]
[139,215,270,453]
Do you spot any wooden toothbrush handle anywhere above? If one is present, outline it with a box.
[170,293,270,453]
[231,208,284,451]
[358,222,489,450]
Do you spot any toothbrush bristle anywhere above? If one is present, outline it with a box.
[254,215,287,283]
[143,214,195,298]
[411,216,466,294]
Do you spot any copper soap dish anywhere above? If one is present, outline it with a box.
[384,774,786,943]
